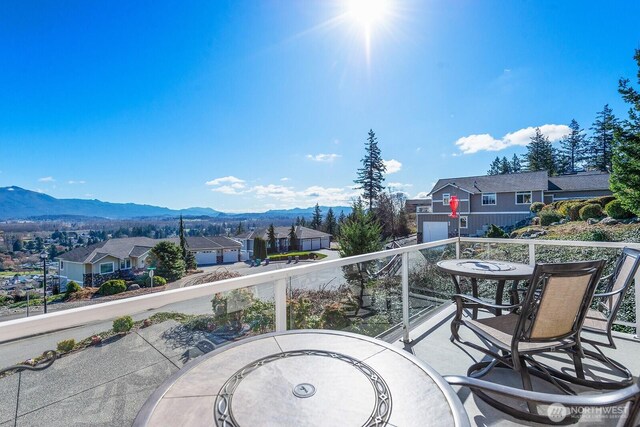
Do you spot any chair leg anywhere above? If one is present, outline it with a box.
[471,277,479,319]
[572,352,586,380]
[518,357,538,415]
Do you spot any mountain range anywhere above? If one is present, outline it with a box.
[0,187,351,220]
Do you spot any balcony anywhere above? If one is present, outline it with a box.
[0,237,638,426]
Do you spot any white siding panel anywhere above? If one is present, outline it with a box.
[422,222,449,243]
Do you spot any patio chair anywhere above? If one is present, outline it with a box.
[545,247,640,390]
[445,374,640,426]
[450,260,605,423]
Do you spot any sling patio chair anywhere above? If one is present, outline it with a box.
[445,374,640,426]
[450,259,605,423]
[545,247,640,390]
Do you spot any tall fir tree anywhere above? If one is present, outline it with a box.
[499,156,512,174]
[558,119,587,174]
[178,215,187,260]
[323,207,337,235]
[354,129,386,210]
[267,224,277,254]
[510,154,522,173]
[310,203,322,230]
[236,221,244,235]
[611,49,640,215]
[487,156,501,175]
[587,104,619,172]
[524,127,557,174]
[288,224,298,251]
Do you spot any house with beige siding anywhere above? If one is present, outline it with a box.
[417,171,611,242]
[58,236,242,285]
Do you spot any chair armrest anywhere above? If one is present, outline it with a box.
[445,375,640,408]
[592,287,626,299]
[452,294,521,310]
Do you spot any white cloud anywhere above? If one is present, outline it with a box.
[383,159,402,174]
[280,177,290,182]
[205,176,245,186]
[455,124,571,154]
[414,191,430,198]
[252,184,297,200]
[68,180,86,184]
[211,185,246,195]
[388,182,413,190]
[306,153,341,163]
[38,176,54,182]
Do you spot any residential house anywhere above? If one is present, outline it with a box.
[235,225,331,256]
[405,198,432,214]
[418,171,612,242]
[58,236,242,285]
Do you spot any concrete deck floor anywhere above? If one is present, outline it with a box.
[1,305,638,426]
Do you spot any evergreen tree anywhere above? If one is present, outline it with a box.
[295,217,301,226]
[487,156,501,175]
[397,208,410,237]
[185,250,197,271]
[510,154,522,173]
[337,210,346,236]
[12,239,22,252]
[587,104,619,172]
[611,49,640,215]
[323,207,337,235]
[558,119,586,174]
[354,129,386,210]
[267,224,277,254]
[48,245,58,259]
[499,156,512,174]
[299,216,307,227]
[253,238,267,260]
[150,241,186,282]
[288,224,298,251]
[524,127,557,174]
[310,203,322,230]
[236,221,244,235]
[178,215,187,260]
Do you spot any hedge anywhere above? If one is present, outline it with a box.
[579,203,604,221]
[529,202,545,214]
[99,279,127,296]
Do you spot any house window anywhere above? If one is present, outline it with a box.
[482,193,497,205]
[99,262,114,274]
[60,261,64,270]
[442,193,450,205]
[120,259,132,270]
[460,216,468,229]
[515,191,532,205]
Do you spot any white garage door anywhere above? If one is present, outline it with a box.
[223,250,237,263]
[195,251,217,266]
[422,222,449,243]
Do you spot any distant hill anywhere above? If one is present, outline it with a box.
[0,186,351,220]
[0,186,221,220]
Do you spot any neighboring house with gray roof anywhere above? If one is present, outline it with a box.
[235,225,331,255]
[58,236,242,285]
[418,171,611,242]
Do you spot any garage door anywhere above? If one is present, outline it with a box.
[422,222,449,243]
[195,251,217,266]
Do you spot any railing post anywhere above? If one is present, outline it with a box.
[275,278,287,332]
[455,238,460,259]
[401,252,411,343]
[635,269,640,340]
[528,242,536,266]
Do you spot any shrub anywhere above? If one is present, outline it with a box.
[113,315,134,333]
[57,338,76,353]
[579,203,604,221]
[485,224,507,238]
[557,202,587,221]
[605,200,634,219]
[65,281,81,295]
[539,210,563,226]
[98,279,127,296]
[320,302,350,329]
[150,241,186,281]
[529,202,545,214]
[152,276,167,286]
[582,228,611,242]
[587,195,616,207]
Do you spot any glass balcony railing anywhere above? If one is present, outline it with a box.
[0,237,637,426]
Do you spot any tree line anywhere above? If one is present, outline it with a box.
[488,105,619,176]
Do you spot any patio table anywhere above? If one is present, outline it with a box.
[134,330,470,427]
[436,259,533,318]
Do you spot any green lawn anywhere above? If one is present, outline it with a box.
[267,251,327,261]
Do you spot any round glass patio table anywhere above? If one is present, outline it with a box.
[436,259,534,318]
[134,330,470,427]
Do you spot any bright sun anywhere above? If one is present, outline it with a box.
[347,0,390,28]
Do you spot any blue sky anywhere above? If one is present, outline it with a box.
[0,0,639,212]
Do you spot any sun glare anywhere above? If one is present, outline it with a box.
[347,0,390,28]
